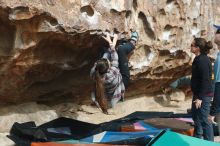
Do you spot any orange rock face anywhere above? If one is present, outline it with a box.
[0,0,218,103]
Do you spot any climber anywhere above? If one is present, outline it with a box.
[90,32,125,114]
[117,29,139,88]
[98,29,139,88]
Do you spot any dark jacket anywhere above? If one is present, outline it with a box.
[191,54,213,99]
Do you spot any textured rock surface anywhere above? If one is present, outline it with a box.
[213,0,220,25]
[0,0,218,103]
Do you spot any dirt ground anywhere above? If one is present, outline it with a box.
[0,95,220,145]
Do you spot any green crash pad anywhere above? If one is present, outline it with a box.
[147,130,220,146]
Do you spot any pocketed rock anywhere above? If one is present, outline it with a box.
[0,0,218,103]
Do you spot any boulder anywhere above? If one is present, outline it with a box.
[0,0,218,103]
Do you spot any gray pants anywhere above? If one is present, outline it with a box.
[192,96,214,141]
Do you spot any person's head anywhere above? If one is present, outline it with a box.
[95,58,109,75]
[191,37,213,56]
[94,58,109,114]
[214,29,220,47]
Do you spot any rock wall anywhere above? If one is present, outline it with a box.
[213,0,220,25]
[0,0,218,103]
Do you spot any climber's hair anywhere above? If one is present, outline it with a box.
[94,58,109,114]
[194,37,213,55]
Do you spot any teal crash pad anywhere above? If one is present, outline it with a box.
[147,130,220,146]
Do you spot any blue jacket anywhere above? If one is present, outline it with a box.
[214,51,220,83]
[210,51,220,116]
